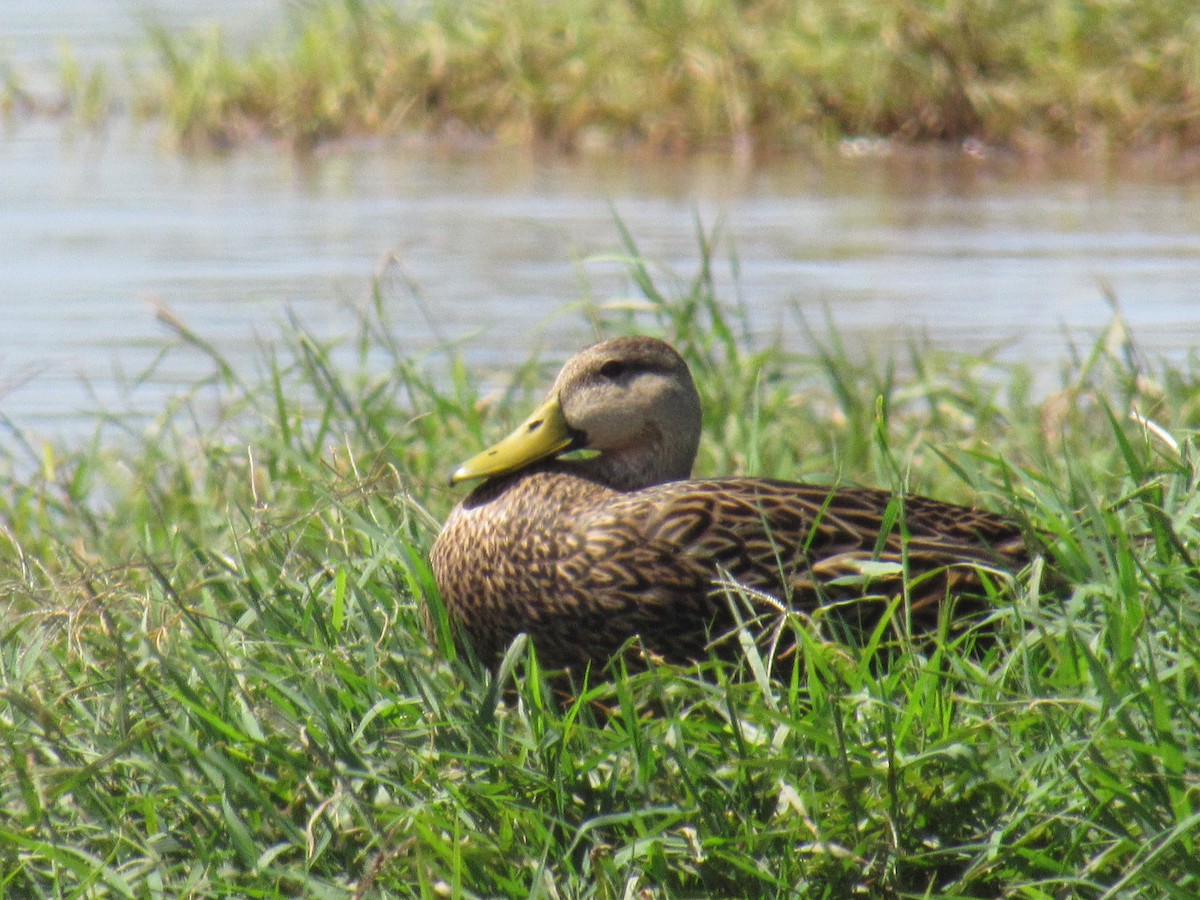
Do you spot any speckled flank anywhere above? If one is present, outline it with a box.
[430,337,1030,673]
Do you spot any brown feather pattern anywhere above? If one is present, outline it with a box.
[431,337,1029,672]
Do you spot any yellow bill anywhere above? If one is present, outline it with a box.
[449,394,577,484]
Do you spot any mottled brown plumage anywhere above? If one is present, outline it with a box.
[431,336,1029,672]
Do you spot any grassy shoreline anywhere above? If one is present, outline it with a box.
[2,236,1200,895]
[6,0,1200,156]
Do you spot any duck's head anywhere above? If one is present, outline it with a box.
[450,336,702,491]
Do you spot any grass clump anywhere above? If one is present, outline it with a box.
[2,231,1200,895]
[131,0,1200,153]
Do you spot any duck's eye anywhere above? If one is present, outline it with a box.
[598,359,626,379]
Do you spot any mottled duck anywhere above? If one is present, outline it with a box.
[431,336,1029,673]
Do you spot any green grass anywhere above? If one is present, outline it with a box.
[128,0,1200,153]
[2,230,1200,896]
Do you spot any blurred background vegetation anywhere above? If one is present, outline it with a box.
[5,0,1200,154]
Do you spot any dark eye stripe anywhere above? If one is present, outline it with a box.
[598,360,626,379]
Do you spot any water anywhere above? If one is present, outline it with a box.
[2,0,278,69]
[3,4,1200,440]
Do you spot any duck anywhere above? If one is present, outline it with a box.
[430,336,1030,674]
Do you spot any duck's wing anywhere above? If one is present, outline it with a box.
[590,478,1028,633]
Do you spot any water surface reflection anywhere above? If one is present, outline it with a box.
[2,118,1198,438]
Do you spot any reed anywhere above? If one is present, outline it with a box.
[128,0,1200,154]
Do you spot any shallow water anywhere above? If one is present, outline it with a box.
[2,5,1200,440]
[2,0,277,69]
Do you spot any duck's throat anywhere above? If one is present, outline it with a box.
[568,443,693,492]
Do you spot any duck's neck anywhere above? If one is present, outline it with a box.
[559,441,694,492]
